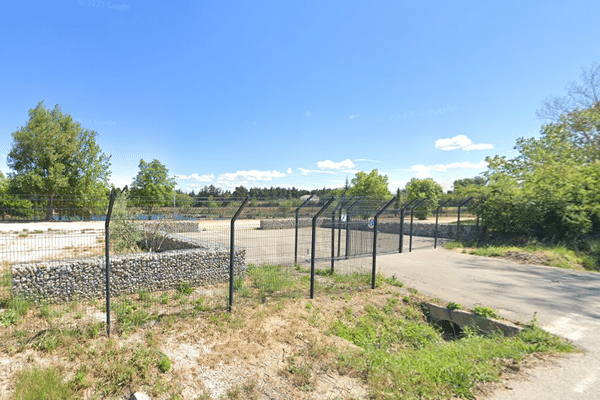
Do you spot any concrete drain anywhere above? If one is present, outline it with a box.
[434,319,464,340]
[423,302,522,337]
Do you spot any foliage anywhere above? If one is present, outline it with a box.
[7,101,111,220]
[346,169,392,200]
[405,178,443,219]
[129,159,175,214]
[13,366,75,400]
[472,306,499,319]
[109,191,143,253]
[469,75,600,244]
[453,176,486,191]
[332,296,575,399]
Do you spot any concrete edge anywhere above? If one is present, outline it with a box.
[424,302,523,337]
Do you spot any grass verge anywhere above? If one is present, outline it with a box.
[1,266,577,399]
[444,239,599,271]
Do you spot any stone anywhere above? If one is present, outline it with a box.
[130,392,151,400]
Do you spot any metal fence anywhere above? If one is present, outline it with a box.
[0,194,474,336]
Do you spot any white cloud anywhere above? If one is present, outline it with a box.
[286,168,293,175]
[463,143,494,151]
[348,114,357,120]
[435,134,493,151]
[218,170,286,182]
[317,159,355,170]
[305,111,312,117]
[298,168,336,176]
[354,158,380,163]
[410,161,488,178]
[176,173,215,182]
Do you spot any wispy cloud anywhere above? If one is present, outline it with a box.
[410,161,488,178]
[435,135,493,151]
[317,159,355,170]
[298,168,336,176]
[390,105,454,121]
[286,168,293,175]
[218,170,286,182]
[354,158,380,163]
[176,173,215,182]
[348,114,357,121]
[305,111,312,117]
[212,169,289,190]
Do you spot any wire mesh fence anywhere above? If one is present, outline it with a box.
[0,194,476,336]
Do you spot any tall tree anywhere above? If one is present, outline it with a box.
[7,101,111,220]
[129,159,175,216]
[346,169,392,200]
[405,178,443,219]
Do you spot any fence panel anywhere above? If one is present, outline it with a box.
[2,194,476,336]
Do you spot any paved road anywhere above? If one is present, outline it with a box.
[376,248,600,400]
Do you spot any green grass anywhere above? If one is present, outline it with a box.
[3,267,576,400]
[444,240,599,271]
[472,306,499,319]
[0,297,32,327]
[331,297,575,399]
[248,263,299,297]
[13,366,75,400]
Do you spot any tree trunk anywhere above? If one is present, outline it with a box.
[45,195,54,221]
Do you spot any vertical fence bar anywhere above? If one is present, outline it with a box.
[330,198,348,273]
[409,198,428,252]
[311,197,335,299]
[229,197,249,312]
[104,192,116,336]
[345,200,359,259]
[372,197,396,289]
[434,200,450,249]
[294,195,313,264]
[399,199,417,253]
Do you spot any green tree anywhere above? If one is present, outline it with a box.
[478,101,600,242]
[0,171,33,220]
[7,102,111,220]
[405,178,443,219]
[129,159,175,217]
[453,176,487,191]
[347,170,392,200]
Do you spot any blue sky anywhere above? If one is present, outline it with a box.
[1,1,599,194]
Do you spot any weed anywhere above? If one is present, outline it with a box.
[473,306,499,319]
[226,380,260,399]
[13,366,74,400]
[331,295,575,399]
[138,289,151,302]
[248,264,298,297]
[444,241,464,250]
[159,292,169,304]
[284,357,314,392]
[157,354,171,373]
[383,274,404,287]
[194,296,210,312]
[447,302,463,310]
[1,297,32,326]
[177,282,194,296]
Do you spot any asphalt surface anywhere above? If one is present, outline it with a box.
[376,247,600,400]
